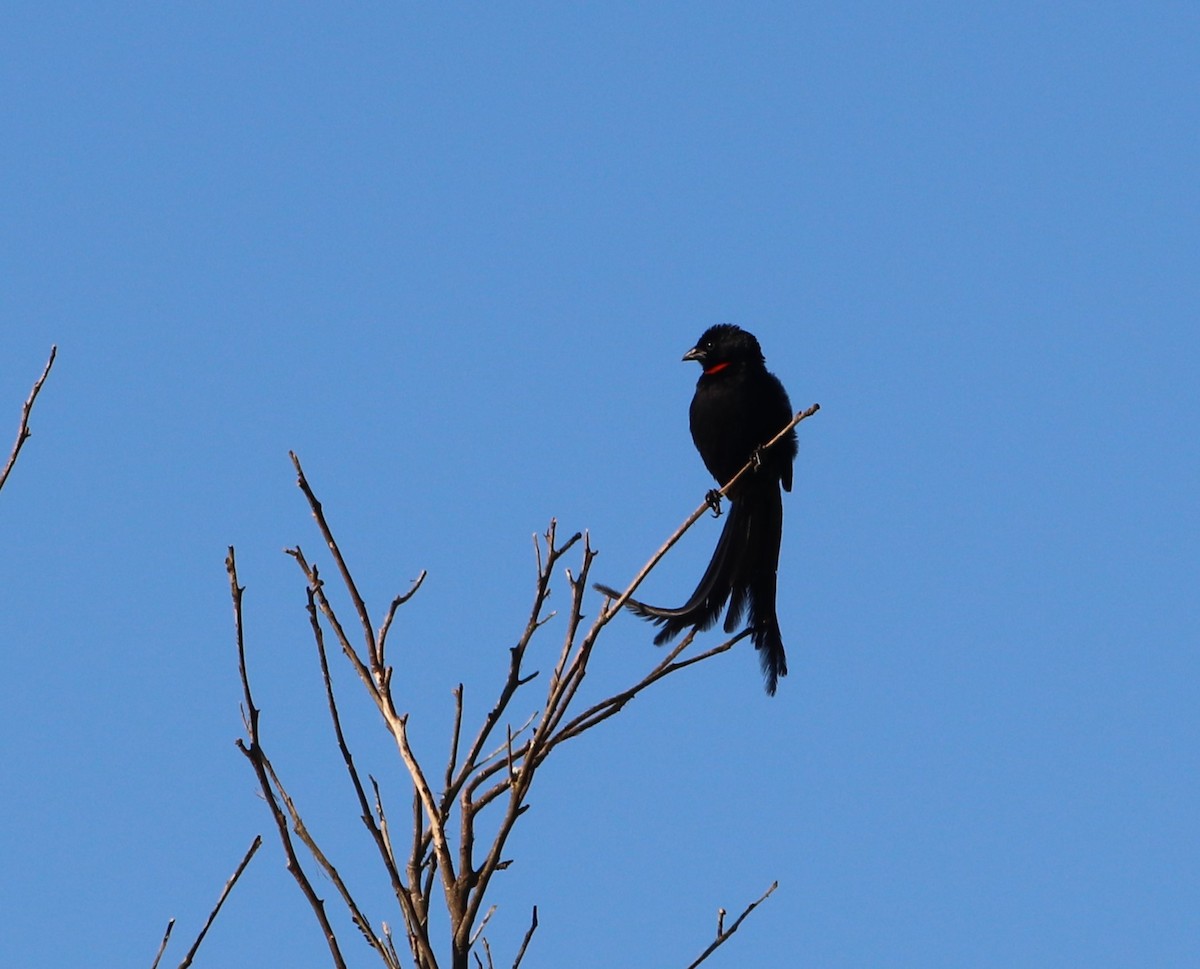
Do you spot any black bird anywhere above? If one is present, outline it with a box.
[598,324,797,694]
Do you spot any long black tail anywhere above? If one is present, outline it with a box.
[595,483,788,694]
[738,483,787,695]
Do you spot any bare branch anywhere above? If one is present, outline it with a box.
[445,684,465,793]
[472,710,539,779]
[682,881,778,969]
[287,550,379,701]
[408,788,426,917]
[149,919,174,969]
[291,452,379,668]
[463,630,746,819]
[0,345,56,494]
[468,905,496,947]
[260,757,400,968]
[511,907,538,969]
[378,571,428,669]
[382,923,403,969]
[449,525,579,802]
[227,547,350,969]
[175,836,264,969]
[544,630,749,753]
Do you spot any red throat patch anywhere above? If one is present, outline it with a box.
[704,361,731,375]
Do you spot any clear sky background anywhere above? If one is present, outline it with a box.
[2,4,1196,967]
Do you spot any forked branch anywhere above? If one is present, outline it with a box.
[683,881,779,969]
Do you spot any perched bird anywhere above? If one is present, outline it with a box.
[598,324,797,694]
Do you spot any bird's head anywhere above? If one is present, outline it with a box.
[682,324,765,375]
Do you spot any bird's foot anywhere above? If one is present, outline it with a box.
[750,446,766,472]
[704,489,723,517]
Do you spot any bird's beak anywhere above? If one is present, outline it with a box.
[682,346,704,363]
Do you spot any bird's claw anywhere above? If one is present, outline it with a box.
[750,446,766,472]
[705,489,723,518]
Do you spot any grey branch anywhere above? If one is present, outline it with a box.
[511,906,538,969]
[0,345,56,494]
[176,836,264,969]
[149,919,174,969]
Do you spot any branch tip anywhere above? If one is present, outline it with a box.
[1,345,57,494]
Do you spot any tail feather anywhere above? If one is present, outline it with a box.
[753,615,787,696]
[745,485,787,694]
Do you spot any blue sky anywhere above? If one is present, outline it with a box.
[2,4,1197,967]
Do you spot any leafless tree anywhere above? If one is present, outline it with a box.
[1,346,56,495]
[229,403,820,969]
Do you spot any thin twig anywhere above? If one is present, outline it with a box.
[465,630,745,817]
[466,626,702,811]
[445,683,465,793]
[449,525,579,802]
[176,836,264,969]
[260,757,399,968]
[682,881,778,969]
[383,924,403,969]
[469,904,497,946]
[545,631,748,752]
[545,538,595,702]
[149,919,174,969]
[474,709,539,776]
[511,906,538,969]
[288,550,380,702]
[530,539,600,748]
[291,451,379,667]
[377,571,428,674]
[0,345,56,494]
